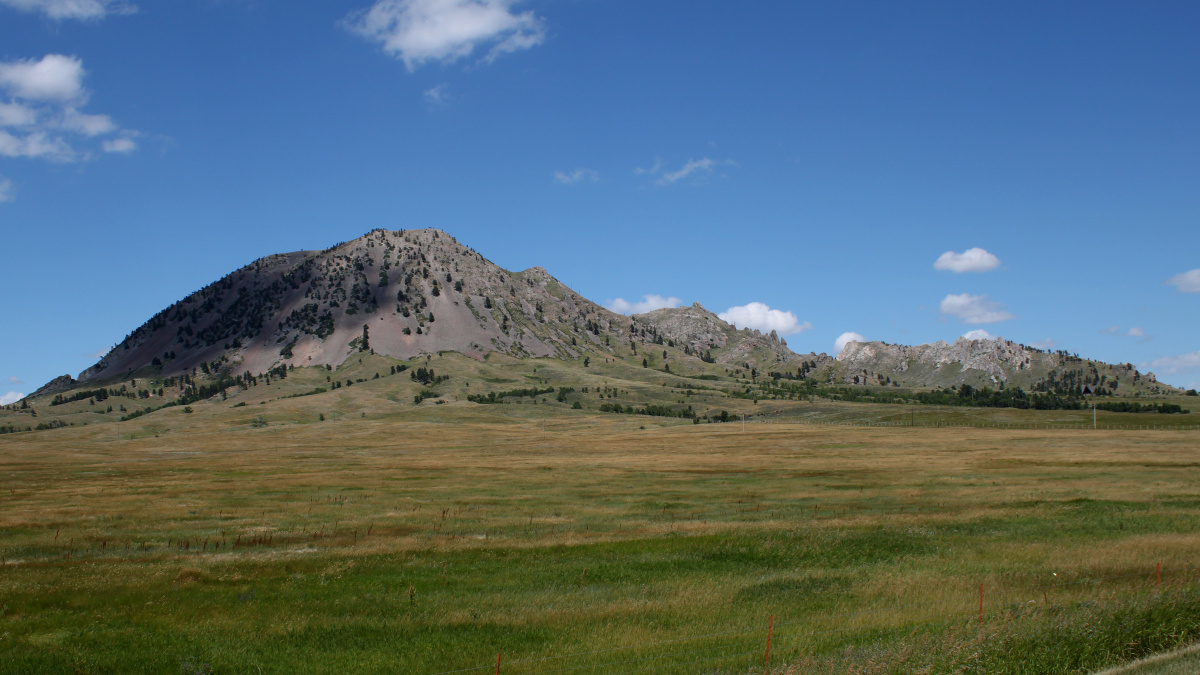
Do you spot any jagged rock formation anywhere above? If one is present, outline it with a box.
[633,303,831,369]
[79,229,622,381]
[835,336,1153,393]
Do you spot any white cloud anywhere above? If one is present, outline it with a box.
[86,345,110,359]
[718,302,812,336]
[8,376,24,385]
[423,83,448,105]
[939,293,1016,324]
[605,294,683,315]
[657,157,736,186]
[553,168,598,185]
[1030,338,1058,350]
[835,331,865,356]
[1166,269,1200,293]
[0,177,13,202]
[0,0,134,20]
[102,136,135,153]
[0,54,85,102]
[1141,351,1200,377]
[0,101,36,126]
[0,129,75,160]
[0,391,24,405]
[1127,326,1145,338]
[962,329,993,341]
[61,108,115,136]
[0,55,133,163]
[345,0,545,71]
[1102,325,1121,334]
[934,247,1001,273]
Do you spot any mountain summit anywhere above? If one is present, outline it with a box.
[81,229,617,381]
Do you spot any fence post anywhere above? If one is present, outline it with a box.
[496,653,501,675]
[765,615,773,666]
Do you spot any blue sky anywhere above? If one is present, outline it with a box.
[2,0,1198,400]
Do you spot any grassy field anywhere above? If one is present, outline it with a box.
[3,379,1200,674]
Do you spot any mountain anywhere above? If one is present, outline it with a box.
[78,228,628,382]
[21,228,1174,400]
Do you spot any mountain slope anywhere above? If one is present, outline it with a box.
[80,229,624,381]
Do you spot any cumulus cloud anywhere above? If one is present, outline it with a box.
[0,101,36,126]
[1141,351,1200,377]
[345,0,545,71]
[939,293,1015,324]
[934,247,1001,273]
[553,168,598,185]
[0,0,134,20]
[0,54,85,101]
[605,294,682,315]
[0,176,13,202]
[1166,269,1200,293]
[962,329,994,341]
[0,391,24,405]
[657,157,736,186]
[718,302,811,336]
[835,331,865,356]
[102,136,135,153]
[0,54,134,163]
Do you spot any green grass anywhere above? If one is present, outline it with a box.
[3,355,1200,673]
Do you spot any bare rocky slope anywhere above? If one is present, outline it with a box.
[27,228,1171,397]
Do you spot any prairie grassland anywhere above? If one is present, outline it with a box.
[2,403,1199,673]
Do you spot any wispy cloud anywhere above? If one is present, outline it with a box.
[86,346,109,359]
[934,247,1001,273]
[553,168,598,185]
[1141,351,1200,377]
[0,0,134,21]
[0,54,135,162]
[1030,338,1058,350]
[423,83,448,105]
[8,376,24,385]
[0,176,13,202]
[634,157,663,176]
[1102,325,1150,341]
[656,157,736,186]
[939,293,1015,324]
[605,294,682,315]
[718,302,811,336]
[345,0,545,71]
[834,331,865,356]
[1166,269,1200,293]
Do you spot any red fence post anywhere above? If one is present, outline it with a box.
[765,615,773,666]
[495,653,500,675]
